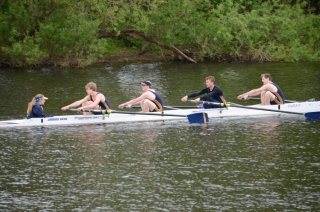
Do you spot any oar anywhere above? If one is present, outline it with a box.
[188,100,320,120]
[132,105,179,110]
[132,105,198,110]
[68,108,208,124]
[247,97,297,103]
[165,106,198,109]
[248,97,317,103]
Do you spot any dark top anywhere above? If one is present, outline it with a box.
[27,105,45,119]
[150,90,164,112]
[188,85,226,103]
[90,93,111,109]
[272,83,285,104]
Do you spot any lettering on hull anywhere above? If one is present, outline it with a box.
[48,117,68,121]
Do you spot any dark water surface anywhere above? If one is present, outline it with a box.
[0,62,319,210]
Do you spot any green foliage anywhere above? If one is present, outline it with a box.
[153,0,320,62]
[0,0,128,67]
[0,0,319,67]
[1,36,48,66]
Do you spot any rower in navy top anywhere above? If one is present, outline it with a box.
[89,93,111,110]
[61,82,111,115]
[118,80,163,112]
[237,73,285,105]
[27,94,48,118]
[181,76,227,108]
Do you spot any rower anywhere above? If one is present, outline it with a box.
[118,80,163,112]
[27,94,48,119]
[61,82,111,114]
[237,73,285,105]
[181,76,227,108]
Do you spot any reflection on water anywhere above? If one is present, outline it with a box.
[0,62,320,210]
[108,63,166,101]
[1,116,319,211]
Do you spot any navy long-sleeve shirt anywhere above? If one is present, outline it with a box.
[188,85,225,103]
[27,105,46,119]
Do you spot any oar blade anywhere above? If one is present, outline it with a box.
[187,112,209,124]
[304,112,320,121]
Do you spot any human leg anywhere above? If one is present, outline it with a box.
[82,101,99,115]
[261,91,275,105]
[140,99,157,112]
[260,91,267,104]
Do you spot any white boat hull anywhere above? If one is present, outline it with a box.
[0,101,319,128]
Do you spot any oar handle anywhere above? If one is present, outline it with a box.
[134,105,196,109]
[188,100,229,107]
[68,108,111,114]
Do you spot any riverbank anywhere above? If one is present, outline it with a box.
[0,51,170,68]
[101,51,176,64]
[0,50,289,69]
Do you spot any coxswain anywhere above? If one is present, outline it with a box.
[27,94,48,118]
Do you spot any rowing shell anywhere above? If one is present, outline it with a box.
[0,101,319,128]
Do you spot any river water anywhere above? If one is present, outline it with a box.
[0,62,319,210]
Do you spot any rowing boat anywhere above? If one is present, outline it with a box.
[0,101,319,128]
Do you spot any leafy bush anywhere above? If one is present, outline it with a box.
[0,0,319,67]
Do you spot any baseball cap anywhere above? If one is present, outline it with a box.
[35,95,48,102]
[140,80,152,86]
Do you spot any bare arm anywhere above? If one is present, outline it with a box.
[237,84,277,100]
[79,94,104,110]
[61,96,90,111]
[119,92,155,108]
[237,87,264,100]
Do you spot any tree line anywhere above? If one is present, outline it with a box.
[0,0,319,67]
